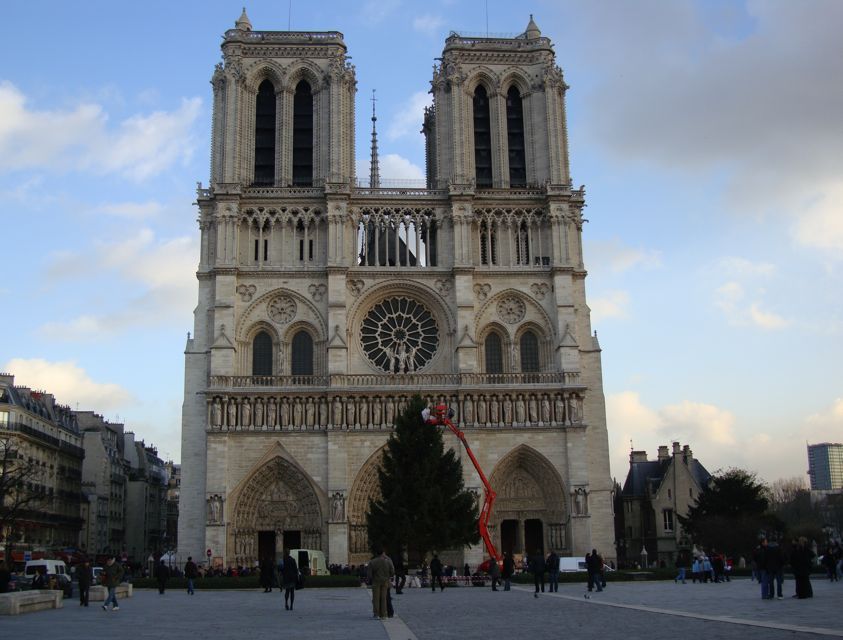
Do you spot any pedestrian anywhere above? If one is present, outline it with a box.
[546,550,560,592]
[281,549,300,611]
[702,556,713,583]
[790,537,814,599]
[429,553,445,592]
[674,553,687,584]
[488,557,500,591]
[754,538,770,598]
[184,556,198,595]
[367,546,395,620]
[822,545,838,582]
[260,555,274,593]
[78,560,92,606]
[586,549,603,593]
[502,551,514,591]
[766,539,785,599]
[0,561,10,594]
[530,550,545,597]
[156,559,169,594]
[392,553,406,594]
[691,556,701,583]
[32,566,47,590]
[101,556,124,611]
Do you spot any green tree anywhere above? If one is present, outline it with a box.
[366,396,480,564]
[677,468,781,558]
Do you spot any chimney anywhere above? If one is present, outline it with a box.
[657,445,669,462]
[630,451,649,464]
[683,444,692,459]
[672,441,681,455]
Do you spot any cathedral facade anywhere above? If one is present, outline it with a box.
[179,11,614,569]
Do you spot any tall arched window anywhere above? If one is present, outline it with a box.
[473,85,492,188]
[252,331,273,376]
[485,333,503,374]
[293,80,313,186]
[291,330,314,376]
[520,330,540,373]
[506,86,526,187]
[254,80,276,185]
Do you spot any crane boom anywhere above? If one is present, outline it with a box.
[424,404,501,562]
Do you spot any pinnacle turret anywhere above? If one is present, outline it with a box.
[369,90,380,188]
[235,7,252,31]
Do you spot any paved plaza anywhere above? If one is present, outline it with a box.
[1,578,840,639]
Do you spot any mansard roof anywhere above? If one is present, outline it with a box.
[622,456,711,498]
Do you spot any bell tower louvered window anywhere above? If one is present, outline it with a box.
[506,86,526,187]
[291,331,314,376]
[473,85,492,188]
[254,80,276,186]
[520,330,540,373]
[293,80,313,186]
[252,331,273,376]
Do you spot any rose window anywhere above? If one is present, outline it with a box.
[360,297,439,373]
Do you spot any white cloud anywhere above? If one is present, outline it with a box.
[0,81,201,181]
[2,358,133,410]
[589,290,630,322]
[361,0,401,24]
[91,200,164,220]
[805,398,843,429]
[357,154,425,185]
[413,14,445,35]
[576,2,843,226]
[39,228,198,339]
[717,257,775,278]
[586,238,662,274]
[387,91,431,141]
[748,303,789,330]
[712,259,788,330]
[793,181,843,255]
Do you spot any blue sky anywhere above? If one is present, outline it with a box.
[1,0,841,484]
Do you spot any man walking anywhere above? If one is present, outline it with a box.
[184,556,198,595]
[367,547,395,620]
[586,549,603,593]
[429,553,445,592]
[530,550,546,597]
[546,550,560,593]
[77,560,92,606]
[101,557,124,611]
[502,552,515,591]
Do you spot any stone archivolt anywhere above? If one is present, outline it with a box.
[347,448,384,561]
[230,456,323,567]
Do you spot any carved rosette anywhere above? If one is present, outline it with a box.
[473,283,491,301]
[267,295,297,324]
[236,284,256,302]
[497,296,526,324]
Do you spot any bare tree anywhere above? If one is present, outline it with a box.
[0,436,42,545]
[768,477,807,510]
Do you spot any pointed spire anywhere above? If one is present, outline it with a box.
[369,89,381,189]
[235,7,252,31]
[524,14,541,39]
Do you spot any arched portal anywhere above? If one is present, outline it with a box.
[230,456,323,567]
[346,447,385,564]
[489,445,568,557]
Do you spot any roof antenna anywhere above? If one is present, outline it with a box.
[485,0,489,36]
[288,0,292,30]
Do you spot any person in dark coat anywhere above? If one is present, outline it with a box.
[488,557,500,591]
[546,550,560,592]
[502,552,515,591]
[790,537,814,598]
[281,550,299,611]
[156,560,169,594]
[586,549,603,593]
[392,553,406,594]
[429,553,444,592]
[530,551,546,597]
[184,556,198,595]
[77,560,93,606]
[260,555,274,592]
[765,539,785,599]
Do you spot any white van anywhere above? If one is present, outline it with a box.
[287,549,328,576]
[24,559,68,578]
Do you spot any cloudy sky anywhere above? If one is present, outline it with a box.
[1,0,841,483]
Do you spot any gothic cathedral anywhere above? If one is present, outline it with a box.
[179,11,614,568]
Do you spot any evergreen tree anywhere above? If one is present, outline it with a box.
[678,468,781,557]
[366,395,480,563]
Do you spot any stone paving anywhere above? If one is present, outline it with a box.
[1,577,840,639]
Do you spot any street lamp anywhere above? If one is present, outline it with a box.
[640,547,649,569]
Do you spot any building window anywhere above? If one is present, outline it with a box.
[252,331,273,376]
[290,331,314,376]
[506,86,526,187]
[667,488,672,499]
[663,509,674,532]
[293,80,313,186]
[253,80,276,186]
[520,330,540,372]
[473,85,492,188]
[484,333,503,374]
[480,221,497,265]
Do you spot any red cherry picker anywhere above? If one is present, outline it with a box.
[423,404,501,568]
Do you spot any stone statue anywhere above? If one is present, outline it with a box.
[227,399,237,427]
[574,487,588,515]
[463,396,474,425]
[280,398,290,427]
[319,398,329,427]
[207,495,222,524]
[293,398,303,427]
[333,396,343,426]
[515,395,526,424]
[359,398,369,427]
[267,399,277,428]
[477,396,487,424]
[554,395,565,425]
[241,400,252,427]
[490,396,499,424]
[331,492,345,521]
[528,396,538,424]
[305,398,315,427]
[372,397,382,427]
[346,397,356,427]
[503,396,513,425]
[211,399,222,427]
[385,398,395,425]
[254,400,264,427]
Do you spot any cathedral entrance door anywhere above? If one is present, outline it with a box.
[283,530,301,551]
[501,519,519,557]
[525,519,543,556]
[258,531,277,562]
